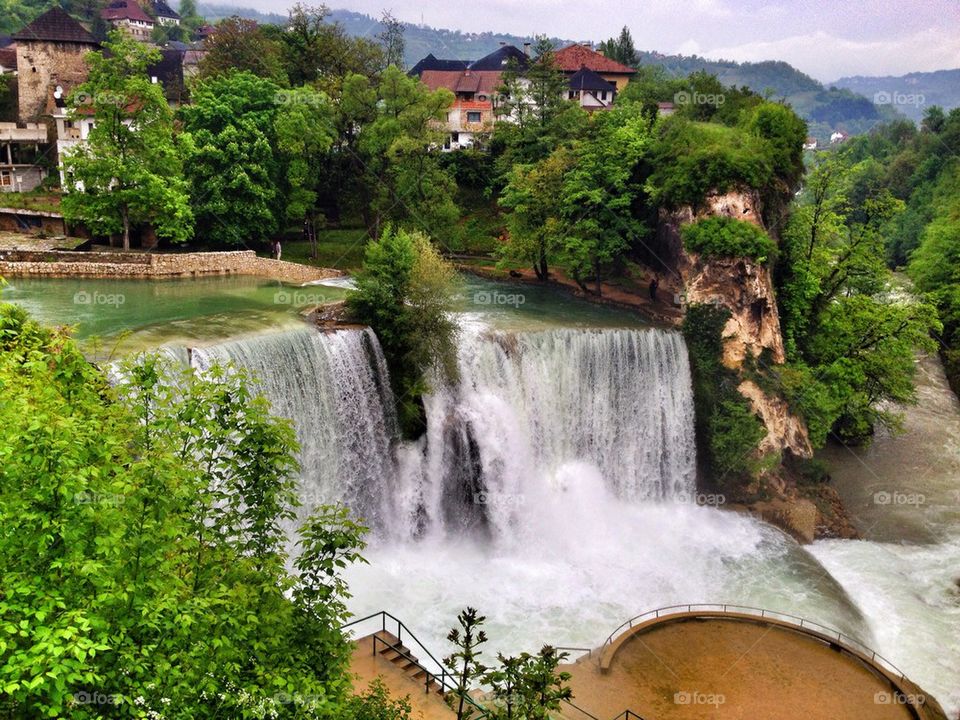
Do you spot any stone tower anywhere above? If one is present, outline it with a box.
[12,8,98,123]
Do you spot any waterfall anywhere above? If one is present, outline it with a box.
[186,322,696,540]
[392,324,697,540]
[190,327,398,529]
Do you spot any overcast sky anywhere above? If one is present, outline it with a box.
[237,0,960,80]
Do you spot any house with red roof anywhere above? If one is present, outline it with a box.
[101,0,156,42]
[553,43,636,91]
[420,69,503,150]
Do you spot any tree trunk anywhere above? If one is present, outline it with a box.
[122,206,131,251]
[536,246,548,281]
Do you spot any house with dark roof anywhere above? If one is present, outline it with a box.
[151,0,181,26]
[553,43,635,91]
[566,66,617,111]
[102,0,156,42]
[12,7,98,122]
[469,44,529,71]
[408,53,471,77]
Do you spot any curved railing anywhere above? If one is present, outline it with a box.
[601,603,908,681]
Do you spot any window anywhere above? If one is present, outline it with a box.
[600,91,607,101]
[466,111,482,123]
[568,91,576,100]
[0,171,11,187]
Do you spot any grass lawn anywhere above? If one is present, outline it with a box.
[0,191,63,214]
[279,227,372,273]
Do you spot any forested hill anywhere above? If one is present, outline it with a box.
[193,3,892,140]
[194,4,574,65]
[830,69,960,122]
[632,51,901,141]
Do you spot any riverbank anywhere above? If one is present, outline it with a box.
[0,247,341,284]
[454,260,685,326]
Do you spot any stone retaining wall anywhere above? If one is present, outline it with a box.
[0,250,340,284]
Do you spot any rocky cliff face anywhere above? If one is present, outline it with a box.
[657,188,813,461]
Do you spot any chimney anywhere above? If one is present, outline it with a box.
[523,42,531,56]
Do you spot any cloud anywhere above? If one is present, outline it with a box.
[706,28,960,81]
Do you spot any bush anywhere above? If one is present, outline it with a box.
[646,118,774,208]
[682,303,768,488]
[347,226,459,437]
[682,216,776,261]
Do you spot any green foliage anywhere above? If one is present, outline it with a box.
[198,16,288,83]
[597,26,638,68]
[444,608,488,720]
[681,216,775,261]
[682,304,767,486]
[337,67,459,245]
[774,155,941,445]
[179,71,336,246]
[280,4,385,93]
[498,148,573,280]
[60,32,193,249]
[377,11,405,69]
[491,39,588,174]
[338,679,412,720]
[557,108,650,294]
[347,226,459,437]
[646,117,774,209]
[484,647,572,720]
[0,303,369,718]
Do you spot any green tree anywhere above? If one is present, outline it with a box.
[339,67,458,244]
[280,3,385,92]
[492,38,587,173]
[444,608,488,720]
[347,226,459,437]
[775,157,940,444]
[598,26,638,67]
[198,16,287,83]
[497,147,573,280]
[177,0,205,35]
[558,107,651,294]
[274,85,336,248]
[179,71,284,246]
[0,302,374,717]
[61,31,193,249]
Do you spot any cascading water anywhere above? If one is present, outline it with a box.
[190,327,398,529]
[183,319,874,696]
[389,323,697,541]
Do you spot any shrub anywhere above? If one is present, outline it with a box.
[682,216,776,261]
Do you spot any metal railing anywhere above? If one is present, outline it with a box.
[602,603,908,681]
[341,610,489,716]
[561,699,647,720]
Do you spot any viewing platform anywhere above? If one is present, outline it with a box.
[345,606,948,720]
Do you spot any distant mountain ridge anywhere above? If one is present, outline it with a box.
[830,69,960,122]
[193,3,941,141]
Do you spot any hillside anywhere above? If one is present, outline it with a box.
[830,69,960,122]
[633,51,902,142]
[190,3,893,141]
